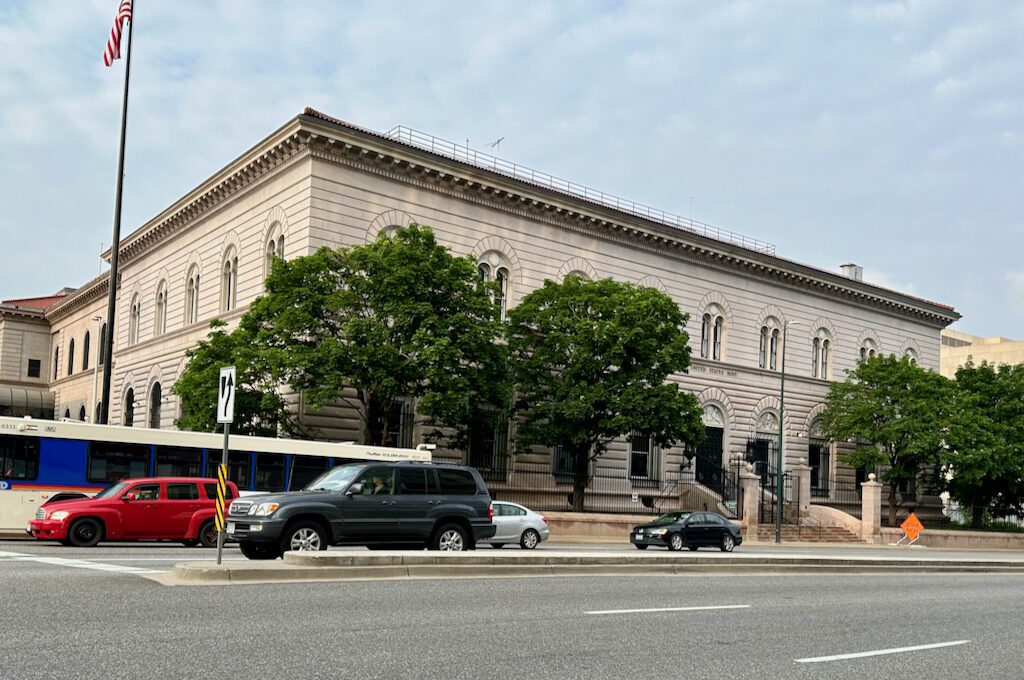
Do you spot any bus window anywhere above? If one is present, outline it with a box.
[254,453,285,492]
[0,435,40,480]
[154,446,203,477]
[87,442,150,483]
[205,452,251,490]
[289,455,329,491]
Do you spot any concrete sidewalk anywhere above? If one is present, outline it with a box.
[164,549,1024,586]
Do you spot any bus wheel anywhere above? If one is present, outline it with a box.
[68,518,103,547]
[198,521,218,548]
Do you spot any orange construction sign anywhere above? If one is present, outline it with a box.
[900,512,923,542]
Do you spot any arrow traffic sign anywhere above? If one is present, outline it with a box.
[218,366,236,424]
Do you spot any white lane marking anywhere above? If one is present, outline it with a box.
[0,550,164,575]
[796,640,972,663]
[586,605,750,615]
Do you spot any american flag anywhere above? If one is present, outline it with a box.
[102,0,133,67]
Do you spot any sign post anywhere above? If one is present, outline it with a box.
[216,366,236,565]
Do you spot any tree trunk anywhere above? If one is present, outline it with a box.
[970,505,985,529]
[888,481,899,527]
[572,448,589,513]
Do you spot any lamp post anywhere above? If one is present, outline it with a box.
[90,316,102,423]
[776,320,798,544]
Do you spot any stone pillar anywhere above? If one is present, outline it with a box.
[739,463,761,543]
[861,472,882,543]
[790,458,812,512]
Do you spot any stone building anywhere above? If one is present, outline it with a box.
[0,108,959,519]
[941,329,1024,378]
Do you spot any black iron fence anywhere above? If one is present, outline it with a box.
[811,479,863,519]
[476,460,741,517]
[931,505,1024,532]
[758,469,800,526]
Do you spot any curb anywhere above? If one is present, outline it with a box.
[168,552,1024,586]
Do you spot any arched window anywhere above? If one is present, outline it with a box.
[82,331,91,372]
[64,408,71,420]
[701,314,711,359]
[713,316,724,361]
[759,326,768,369]
[185,266,200,324]
[750,410,780,477]
[149,382,162,429]
[155,281,167,336]
[124,388,135,427]
[221,247,238,312]
[78,405,86,422]
[53,347,59,379]
[95,401,102,423]
[495,267,509,319]
[904,347,918,365]
[477,261,511,320]
[98,323,107,365]
[128,295,140,345]
[265,230,286,279]
[809,418,830,496]
[811,329,832,379]
[770,328,779,371]
[860,338,878,362]
[67,338,75,375]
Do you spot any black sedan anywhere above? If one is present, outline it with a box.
[630,511,742,552]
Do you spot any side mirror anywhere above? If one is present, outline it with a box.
[346,482,364,496]
[121,493,137,501]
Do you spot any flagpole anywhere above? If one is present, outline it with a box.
[99,2,134,425]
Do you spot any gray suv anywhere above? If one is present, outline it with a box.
[226,461,496,559]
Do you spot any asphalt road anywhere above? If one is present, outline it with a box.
[2,540,1023,679]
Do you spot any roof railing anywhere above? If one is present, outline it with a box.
[384,125,775,255]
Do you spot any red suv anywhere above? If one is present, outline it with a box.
[28,477,239,548]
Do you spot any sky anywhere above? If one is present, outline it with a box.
[0,1,1021,338]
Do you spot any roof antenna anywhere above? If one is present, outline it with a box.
[489,137,504,154]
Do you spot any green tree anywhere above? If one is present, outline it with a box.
[172,320,293,436]
[821,354,953,526]
[235,224,509,446]
[507,276,704,511]
[942,361,1024,527]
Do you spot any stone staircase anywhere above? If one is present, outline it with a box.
[755,524,863,543]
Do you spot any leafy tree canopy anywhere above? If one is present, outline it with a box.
[821,353,953,525]
[172,320,292,436]
[942,361,1024,525]
[507,275,704,510]
[227,224,510,446]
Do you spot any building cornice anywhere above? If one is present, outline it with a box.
[45,273,110,323]
[0,305,49,323]
[106,108,959,329]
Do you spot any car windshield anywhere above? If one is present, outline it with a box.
[92,482,129,499]
[304,464,363,491]
[651,512,690,526]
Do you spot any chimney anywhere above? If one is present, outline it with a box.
[840,263,863,281]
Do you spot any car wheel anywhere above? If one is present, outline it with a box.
[688,545,699,552]
[520,529,541,550]
[491,543,506,549]
[281,521,328,553]
[68,518,103,547]
[432,523,468,551]
[634,544,648,550]
[721,534,736,552]
[668,532,684,552]
[239,541,281,560]
[198,520,218,549]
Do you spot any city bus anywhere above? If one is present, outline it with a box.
[0,415,431,533]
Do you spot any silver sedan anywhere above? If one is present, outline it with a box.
[481,501,550,549]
